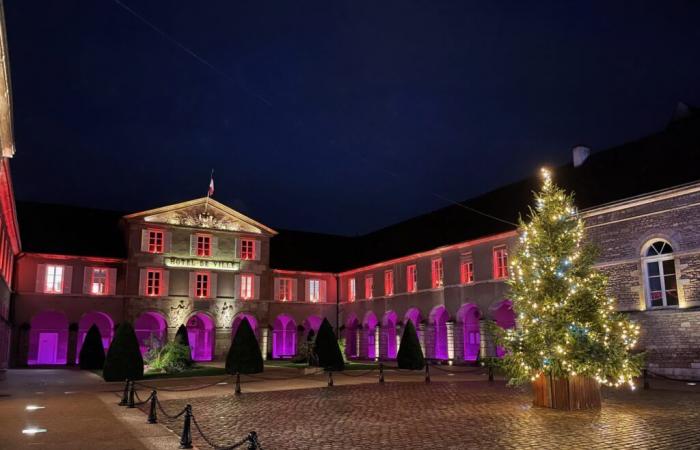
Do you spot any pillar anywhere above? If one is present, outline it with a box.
[358,328,368,359]
[260,328,268,361]
[67,323,78,366]
[395,325,401,358]
[446,321,455,362]
[479,319,496,358]
[355,329,361,359]
[374,325,380,361]
[452,322,464,362]
[418,323,426,357]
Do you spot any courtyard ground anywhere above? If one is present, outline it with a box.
[1,366,699,449]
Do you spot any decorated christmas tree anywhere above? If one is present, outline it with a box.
[498,168,643,391]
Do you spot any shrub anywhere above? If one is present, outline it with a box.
[79,324,105,370]
[174,324,190,347]
[150,342,193,374]
[313,318,344,371]
[103,322,144,381]
[397,321,425,370]
[226,318,263,374]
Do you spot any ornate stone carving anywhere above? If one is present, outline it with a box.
[145,206,261,233]
[168,300,190,327]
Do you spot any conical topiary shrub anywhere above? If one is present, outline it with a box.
[174,324,190,347]
[79,324,106,370]
[103,322,144,381]
[397,320,425,370]
[226,318,263,374]
[313,318,344,371]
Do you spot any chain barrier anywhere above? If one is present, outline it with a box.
[134,374,234,392]
[241,368,325,381]
[335,368,377,378]
[192,413,261,450]
[155,397,189,420]
[428,364,486,374]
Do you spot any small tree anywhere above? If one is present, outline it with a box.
[79,324,105,370]
[226,318,263,374]
[498,168,643,389]
[313,318,344,371]
[103,322,144,381]
[397,320,424,370]
[174,324,190,347]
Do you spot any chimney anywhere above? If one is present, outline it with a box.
[572,145,590,168]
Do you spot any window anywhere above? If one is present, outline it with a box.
[431,258,444,288]
[196,234,212,257]
[146,270,162,296]
[348,278,356,302]
[147,230,164,253]
[460,259,474,284]
[643,241,678,308]
[240,274,254,300]
[278,278,293,301]
[407,265,417,293]
[45,265,64,293]
[195,272,210,298]
[240,239,255,260]
[384,270,394,296]
[309,279,321,303]
[493,247,509,279]
[91,268,108,295]
[365,275,374,299]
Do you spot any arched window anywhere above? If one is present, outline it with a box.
[643,240,678,308]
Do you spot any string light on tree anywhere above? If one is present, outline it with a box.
[495,167,643,389]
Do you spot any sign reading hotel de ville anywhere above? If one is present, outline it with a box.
[164,256,240,272]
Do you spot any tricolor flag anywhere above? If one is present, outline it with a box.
[208,171,215,197]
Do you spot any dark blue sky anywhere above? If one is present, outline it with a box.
[5,1,700,235]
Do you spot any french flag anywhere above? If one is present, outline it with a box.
[208,171,215,197]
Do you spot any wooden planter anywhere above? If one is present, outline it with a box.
[532,373,601,410]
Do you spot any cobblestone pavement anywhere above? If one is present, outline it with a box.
[153,380,700,450]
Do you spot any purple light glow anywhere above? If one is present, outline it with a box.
[135,311,167,356]
[76,311,114,364]
[28,310,69,365]
[382,311,398,359]
[187,312,215,361]
[363,311,378,359]
[272,314,296,358]
[457,304,481,361]
[345,314,359,358]
[430,306,450,360]
[492,300,515,358]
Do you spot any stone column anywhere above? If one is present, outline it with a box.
[358,328,368,359]
[395,326,401,358]
[452,322,464,362]
[479,319,496,358]
[379,327,388,360]
[67,323,78,366]
[374,325,381,361]
[260,328,268,361]
[446,321,455,362]
[418,323,426,358]
[355,330,361,359]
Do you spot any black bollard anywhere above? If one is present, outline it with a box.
[127,380,136,408]
[119,379,130,406]
[327,371,334,387]
[425,364,431,384]
[235,372,242,395]
[247,431,260,450]
[643,368,650,390]
[147,390,158,424]
[379,363,385,384]
[488,365,494,382]
[179,405,193,449]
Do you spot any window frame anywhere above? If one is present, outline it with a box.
[147,229,165,254]
[195,272,210,298]
[146,269,163,297]
[406,264,417,293]
[196,234,212,257]
[431,258,444,288]
[384,270,394,296]
[492,246,509,279]
[309,279,321,303]
[45,264,64,294]
[278,277,293,301]
[348,278,356,302]
[364,275,374,299]
[240,238,255,260]
[90,267,109,295]
[460,258,474,285]
[642,241,679,308]
[240,274,254,300]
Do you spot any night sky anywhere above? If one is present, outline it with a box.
[5,1,700,235]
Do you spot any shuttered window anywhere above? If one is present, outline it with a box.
[384,270,394,296]
[46,265,64,293]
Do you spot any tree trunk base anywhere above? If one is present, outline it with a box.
[532,373,601,410]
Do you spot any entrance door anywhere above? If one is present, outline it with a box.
[37,332,59,364]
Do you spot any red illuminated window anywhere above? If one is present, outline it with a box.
[384,270,394,296]
[148,230,164,253]
[91,268,108,295]
[197,235,212,257]
[240,274,254,299]
[309,279,321,303]
[45,265,64,293]
[240,239,255,260]
[493,247,509,279]
[348,278,356,302]
[278,278,293,301]
[431,258,444,288]
[460,259,474,284]
[195,272,210,298]
[146,269,162,296]
[365,275,374,299]
[407,265,417,293]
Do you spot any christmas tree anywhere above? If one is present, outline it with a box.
[498,168,643,388]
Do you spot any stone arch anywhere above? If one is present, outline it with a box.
[302,315,322,340]
[404,308,422,328]
[382,311,398,359]
[29,310,69,365]
[363,311,378,359]
[231,312,258,341]
[429,305,450,360]
[272,314,296,358]
[344,314,360,359]
[76,311,114,364]
[134,311,168,356]
[187,311,215,361]
[491,300,515,358]
[457,304,481,361]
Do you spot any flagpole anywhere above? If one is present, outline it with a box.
[204,169,214,214]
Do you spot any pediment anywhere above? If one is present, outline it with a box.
[124,198,277,235]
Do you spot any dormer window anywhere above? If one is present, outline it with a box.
[196,234,212,257]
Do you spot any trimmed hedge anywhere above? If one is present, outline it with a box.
[79,324,105,370]
[313,318,344,371]
[397,320,425,370]
[103,322,144,381]
[226,318,263,374]
[174,324,190,347]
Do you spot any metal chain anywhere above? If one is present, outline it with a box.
[335,368,376,378]
[242,369,325,381]
[134,375,234,392]
[429,364,485,374]
[191,413,250,450]
[155,398,188,420]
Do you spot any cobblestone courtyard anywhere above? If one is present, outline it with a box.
[154,380,700,449]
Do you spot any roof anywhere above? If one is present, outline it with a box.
[16,106,700,270]
[16,201,127,258]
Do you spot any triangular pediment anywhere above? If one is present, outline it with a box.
[123,198,277,235]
